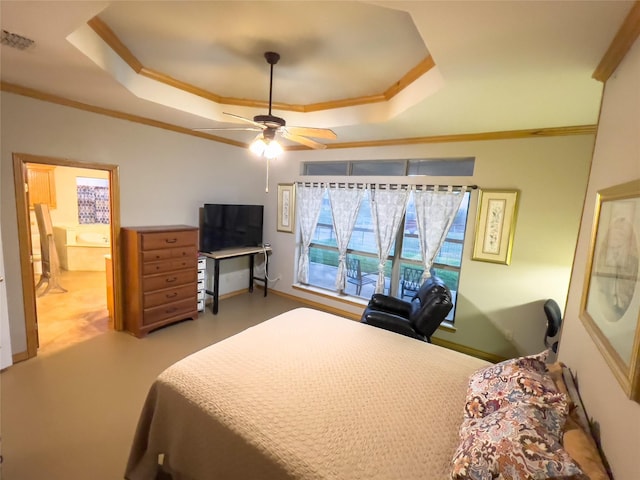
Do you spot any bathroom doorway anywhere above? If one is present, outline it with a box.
[13,153,121,359]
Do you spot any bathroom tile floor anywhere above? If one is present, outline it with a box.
[34,269,110,356]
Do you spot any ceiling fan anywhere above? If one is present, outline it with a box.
[196,51,337,157]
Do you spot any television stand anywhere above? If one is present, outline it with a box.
[200,246,272,314]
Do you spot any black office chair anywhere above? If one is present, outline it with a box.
[543,299,562,353]
[360,275,453,343]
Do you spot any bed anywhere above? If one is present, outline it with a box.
[125,307,609,480]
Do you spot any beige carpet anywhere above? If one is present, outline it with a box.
[1,292,309,480]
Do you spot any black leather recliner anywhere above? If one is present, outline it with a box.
[360,275,453,342]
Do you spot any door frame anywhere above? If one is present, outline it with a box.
[12,153,122,360]
[0,221,13,369]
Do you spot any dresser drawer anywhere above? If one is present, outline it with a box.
[142,249,172,263]
[144,270,197,292]
[143,247,197,263]
[144,284,196,309]
[143,298,196,326]
[171,246,197,259]
[141,230,198,251]
[142,257,197,276]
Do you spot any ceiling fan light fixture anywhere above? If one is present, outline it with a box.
[249,137,266,155]
[196,51,335,151]
[265,139,283,158]
[250,136,282,159]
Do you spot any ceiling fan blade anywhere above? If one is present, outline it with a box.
[223,112,266,129]
[194,127,262,132]
[284,126,337,140]
[281,131,327,150]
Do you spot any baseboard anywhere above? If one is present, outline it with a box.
[270,289,506,363]
[12,349,30,364]
[430,337,506,364]
[271,288,362,321]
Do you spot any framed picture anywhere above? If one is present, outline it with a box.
[277,183,296,233]
[472,189,519,265]
[580,179,640,401]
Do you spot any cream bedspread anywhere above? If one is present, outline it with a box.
[125,307,489,480]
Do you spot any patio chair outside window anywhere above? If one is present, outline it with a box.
[400,266,424,300]
[346,257,376,295]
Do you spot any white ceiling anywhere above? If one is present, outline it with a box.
[0,1,634,149]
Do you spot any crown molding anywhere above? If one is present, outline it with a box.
[87,16,435,113]
[1,81,596,150]
[593,0,640,82]
[292,125,597,150]
[0,82,244,148]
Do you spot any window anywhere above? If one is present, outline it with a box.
[408,158,474,176]
[301,157,474,323]
[77,177,110,224]
[306,190,469,322]
[304,158,475,177]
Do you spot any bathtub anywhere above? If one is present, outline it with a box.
[53,225,111,271]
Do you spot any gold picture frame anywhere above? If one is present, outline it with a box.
[472,189,519,265]
[580,179,640,402]
[277,183,296,233]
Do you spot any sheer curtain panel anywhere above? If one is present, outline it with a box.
[328,186,365,291]
[369,187,410,293]
[296,184,326,284]
[413,186,467,281]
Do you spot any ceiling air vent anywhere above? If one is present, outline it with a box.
[1,30,35,50]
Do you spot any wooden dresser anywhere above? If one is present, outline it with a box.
[121,225,199,338]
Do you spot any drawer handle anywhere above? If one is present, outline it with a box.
[166,292,178,299]
[166,277,178,283]
[165,238,178,244]
[166,307,178,313]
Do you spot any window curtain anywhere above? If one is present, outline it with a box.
[328,186,365,291]
[296,184,326,284]
[413,186,467,281]
[77,185,110,224]
[94,186,110,223]
[369,186,410,293]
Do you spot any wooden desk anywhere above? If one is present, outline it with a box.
[200,246,272,314]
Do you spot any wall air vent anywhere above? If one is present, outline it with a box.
[1,30,35,50]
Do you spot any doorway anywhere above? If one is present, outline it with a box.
[13,153,121,360]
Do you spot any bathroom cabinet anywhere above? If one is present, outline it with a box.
[26,163,57,209]
[121,225,199,337]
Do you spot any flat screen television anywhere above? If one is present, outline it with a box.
[199,204,264,252]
